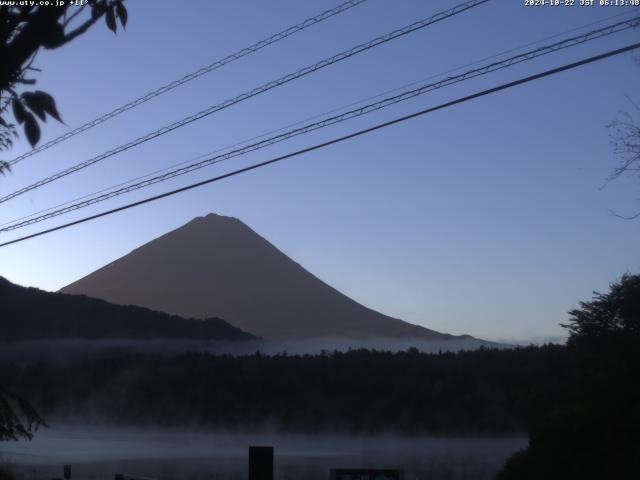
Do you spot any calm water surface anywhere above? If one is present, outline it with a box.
[0,426,526,480]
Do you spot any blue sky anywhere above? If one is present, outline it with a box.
[1,0,639,342]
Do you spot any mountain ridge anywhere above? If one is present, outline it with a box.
[0,275,255,342]
[61,213,471,341]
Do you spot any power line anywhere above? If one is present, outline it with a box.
[8,8,633,231]
[2,16,637,233]
[5,10,633,231]
[2,41,638,249]
[0,0,490,205]
[6,0,370,167]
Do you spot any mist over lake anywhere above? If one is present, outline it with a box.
[0,336,505,363]
[1,426,526,480]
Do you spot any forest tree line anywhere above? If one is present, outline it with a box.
[0,345,570,434]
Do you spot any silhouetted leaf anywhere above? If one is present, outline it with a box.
[0,161,11,176]
[115,1,127,28]
[105,5,117,33]
[41,21,65,48]
[90,0,106,19]
[23,113,40,147]
[21,92,47,121]
[0,117,8,128]
[12,98,27,124]
[31,91,62,123]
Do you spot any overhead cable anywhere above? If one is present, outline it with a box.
[7,0,370,167]
[0,0,490,205]
[2,16,637,233]
[1,40,638,248]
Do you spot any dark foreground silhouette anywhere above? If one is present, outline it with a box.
[497,274,640,479]
[0,276,254,342]
[0,345,565,434]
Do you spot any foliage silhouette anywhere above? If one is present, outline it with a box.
[0,386,45,441]
[563,272,640,343]
[497,273,640,479]
[0,0,127,173]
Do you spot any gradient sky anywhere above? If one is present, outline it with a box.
[1,0,639,342]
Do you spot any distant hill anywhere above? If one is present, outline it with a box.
[0,276,254,342]
[62,213,473,342]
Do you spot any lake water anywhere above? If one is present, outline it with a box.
[0,426,526,480]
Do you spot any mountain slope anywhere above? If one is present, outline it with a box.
[0,276,254,341]
[62,213,463,340]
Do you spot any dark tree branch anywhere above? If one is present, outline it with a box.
[0,387,46,441]
[0,0,126,151]
[51,13,102,48]
[63,4,86,28]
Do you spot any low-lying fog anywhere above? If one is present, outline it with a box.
[0,336,509,362]
[0,426,526,480]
